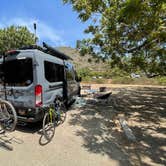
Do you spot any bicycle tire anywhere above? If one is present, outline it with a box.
[0,99,17,132]
[58,102,67,125]
[42,111,56,141]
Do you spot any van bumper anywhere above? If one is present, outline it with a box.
[17,116,42,123]
[17,108,44,123]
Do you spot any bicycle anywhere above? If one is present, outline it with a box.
[0,99,17,132]
[42,99,67,141]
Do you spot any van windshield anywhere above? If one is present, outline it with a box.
[0,58,33,86]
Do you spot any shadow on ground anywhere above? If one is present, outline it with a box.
[16,120,63,146]
[16,121,42,134]
[68,87,166,166]
[0,132,24,151]
[16,122,52,146]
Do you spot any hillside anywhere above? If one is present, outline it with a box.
[57,47,108,72]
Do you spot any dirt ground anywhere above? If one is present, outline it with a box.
[0,84,166,166]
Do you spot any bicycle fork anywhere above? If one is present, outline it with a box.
[49,109,53,123]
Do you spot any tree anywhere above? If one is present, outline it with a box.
[63,0,166,75]
[0,25,36,54]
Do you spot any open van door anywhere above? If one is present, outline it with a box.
[65,62,80,103]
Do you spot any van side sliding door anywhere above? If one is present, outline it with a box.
[65,63,78,101]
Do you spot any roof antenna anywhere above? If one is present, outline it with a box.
[33,22,37,45]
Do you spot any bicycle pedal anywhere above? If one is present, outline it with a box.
[37,129,43,135]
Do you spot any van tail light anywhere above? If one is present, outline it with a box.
[35,85,43,107]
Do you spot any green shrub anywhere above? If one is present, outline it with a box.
[95,78,105,84]
[112,76,134,84]
[82,76,92,82]
[78,67,166,86]
[155,76,166,85]
[103,67,129,78]
[77,68,91,78]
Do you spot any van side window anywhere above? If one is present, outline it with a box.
[44,61,64,82]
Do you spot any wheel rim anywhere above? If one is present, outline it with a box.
[0,101,17,131]
[59,104,67,124]
[43,113,56,140]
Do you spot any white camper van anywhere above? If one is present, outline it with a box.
[0,43,81,122]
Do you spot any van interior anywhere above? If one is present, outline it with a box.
[0,58,33,87]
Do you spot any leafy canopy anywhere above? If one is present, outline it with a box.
[0,25,36,54]
[63,0,166,75]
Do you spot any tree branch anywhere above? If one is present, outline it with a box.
[125,39,158,53]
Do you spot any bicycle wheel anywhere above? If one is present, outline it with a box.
[42,111,56,141]
[58,102,67,125]
[0,100,17,132]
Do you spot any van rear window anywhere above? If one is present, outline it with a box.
[1,58,33,86]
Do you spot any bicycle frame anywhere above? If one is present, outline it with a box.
[48,107,54,123]
[43,100,62,123]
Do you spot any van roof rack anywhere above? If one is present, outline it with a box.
[20,42,72,60]
[42,42,72,60]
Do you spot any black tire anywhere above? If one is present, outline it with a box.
[0,99,17,132]
[42,111,56,141]
[58,102,67,125]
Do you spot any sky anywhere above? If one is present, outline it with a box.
[0,0,90,47]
